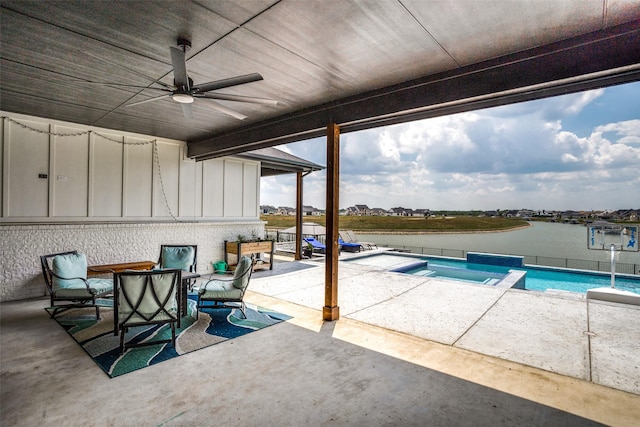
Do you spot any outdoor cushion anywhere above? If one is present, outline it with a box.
[233,256,252,289]
[339,238,361,252]
[161,246,195,270]
[55,278,113,298]
[118,273,177,322]
[339,238,361,248]
[199,280,243,300]
[304,237,325,249]
[52,253,88,291]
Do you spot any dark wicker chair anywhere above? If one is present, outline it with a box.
[114,269,181,354]
[40,251,113,319]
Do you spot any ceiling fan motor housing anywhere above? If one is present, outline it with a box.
[177,38,191,52]
[174,77,194,92]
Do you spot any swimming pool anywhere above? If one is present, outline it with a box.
[391,261,506,285]
[344,252,640,295]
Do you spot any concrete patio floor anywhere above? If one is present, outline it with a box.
[251,255,640,396]
[1,255,639,426]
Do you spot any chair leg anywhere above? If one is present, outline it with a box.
[119,329,126,354]
[239,301,247,319]
[171,323,176,348]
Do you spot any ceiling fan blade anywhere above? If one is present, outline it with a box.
[125,94,172,107]
[198,97,247,120]
[195,92,278,106]
[77,80,170,90]
[170,46,189,89]
[192,73,263,93]
[181,103,193,119]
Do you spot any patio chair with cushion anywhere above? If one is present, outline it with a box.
[197,255,254,319]
[40,251,114,319]
[339,238,362,253]
[157,244,197,289]
[303,237,326,254]
[114,269,181,354]
[341,230,377,250]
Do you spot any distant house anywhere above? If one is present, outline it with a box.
[345,205,371,215]
[389,207,412,216]
[370,207,387,216]
[277,206,295,215]
[261,205,276,215]
[354,204,371,215]
[413,209,430,217]
[517,209,534,218]
[627,210,639,221]
[344,206,358,216]
[303,205,322,216]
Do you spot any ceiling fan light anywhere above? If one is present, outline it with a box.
[172,93,194,104]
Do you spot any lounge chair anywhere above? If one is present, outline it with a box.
[338,238,362,253]
[40,251,114,319]
[341,230,377,250]
[304,237,326,254]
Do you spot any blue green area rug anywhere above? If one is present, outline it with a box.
[48,296,290,378]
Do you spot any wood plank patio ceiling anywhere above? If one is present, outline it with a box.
[1,0,639,160]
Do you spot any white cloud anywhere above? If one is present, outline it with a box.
[565,89,605,114]
[261,85,640,211]
[595,119,640,144]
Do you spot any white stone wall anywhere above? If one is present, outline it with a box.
[0,221,264,301]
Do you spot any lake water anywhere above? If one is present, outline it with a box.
[358,222,639,267]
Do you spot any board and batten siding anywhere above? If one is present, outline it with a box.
[1,112,261,221]
[0,112,264,301]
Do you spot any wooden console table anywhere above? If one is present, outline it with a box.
[87,260,156,276]
[224,240,274,271]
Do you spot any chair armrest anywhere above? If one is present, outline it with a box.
[203,277,233,286]
[50,271,92,291]
[206,270,233,280]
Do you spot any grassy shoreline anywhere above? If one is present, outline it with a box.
[262,215,530,233]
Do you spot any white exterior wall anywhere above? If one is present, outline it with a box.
[0,221,263,301]
[0,112,265,301]
[1,112,261,222]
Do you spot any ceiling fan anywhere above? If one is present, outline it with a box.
[125,38,277,120]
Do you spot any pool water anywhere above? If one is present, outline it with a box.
[345,253,640,295]
[393,262,506,285]
[418,257,640,295]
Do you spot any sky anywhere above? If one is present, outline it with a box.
[260,82,640,212]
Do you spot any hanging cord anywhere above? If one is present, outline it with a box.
[5,116,88,137]
[3,116,180,221]
[93,131,152,146]
[153,141,181,222]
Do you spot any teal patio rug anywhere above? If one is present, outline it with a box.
[47,295,290,378]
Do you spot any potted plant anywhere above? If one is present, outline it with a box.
[302,242,313,258]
